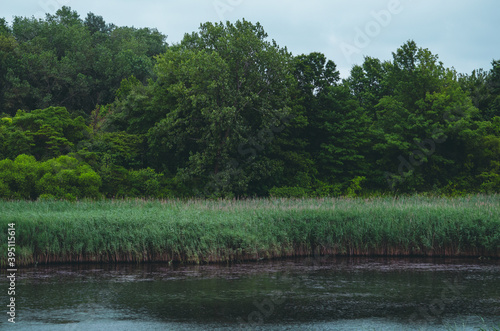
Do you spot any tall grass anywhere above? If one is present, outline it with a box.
[1,195,499,266]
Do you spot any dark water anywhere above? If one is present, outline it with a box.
[1,257,499,330]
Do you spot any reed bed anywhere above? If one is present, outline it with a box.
[1,195,499,266]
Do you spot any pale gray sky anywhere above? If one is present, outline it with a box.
[2,0,499,77]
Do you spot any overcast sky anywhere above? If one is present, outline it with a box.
[2,0,499,77]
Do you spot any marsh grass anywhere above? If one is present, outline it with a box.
[1,195,499,266]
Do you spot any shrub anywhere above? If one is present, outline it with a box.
[269,186,310,198]
[127,167,163,198]
[0,155,41,199]
[36,155,102,199]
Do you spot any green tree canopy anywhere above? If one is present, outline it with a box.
[109,20,295,197]
[1,6,167,116]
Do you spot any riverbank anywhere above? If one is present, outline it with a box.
[1,195,499,266]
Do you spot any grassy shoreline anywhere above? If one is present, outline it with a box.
[1,195,499,267]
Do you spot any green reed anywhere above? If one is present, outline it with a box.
[1,195,499,266]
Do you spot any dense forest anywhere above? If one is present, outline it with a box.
[0,7,499,200]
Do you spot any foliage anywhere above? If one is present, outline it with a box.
[0,8,499,198]
[1,195,499,266]
[37,155,102,199]
[0,6,167,116]
[0,154,101,200]
[127,20,295,197]
[269,186,311,198]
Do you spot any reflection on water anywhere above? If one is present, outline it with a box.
[1,257,499,330]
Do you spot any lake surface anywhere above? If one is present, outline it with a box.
[1,257,499,330]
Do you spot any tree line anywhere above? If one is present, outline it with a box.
[0,7,499,200]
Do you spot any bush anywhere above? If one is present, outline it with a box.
[346,176,367,197]
[269,186,310,198]
[37,194,56,201]
[127,167,164,198]
[37,155,102,199]
[312,180,342,197]
[0,178,10,198]
[0,154,102,200]
[0,155,41,199]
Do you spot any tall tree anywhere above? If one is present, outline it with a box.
[371,41,481,192]
[2,7,167,115]
[140,20,294,197]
